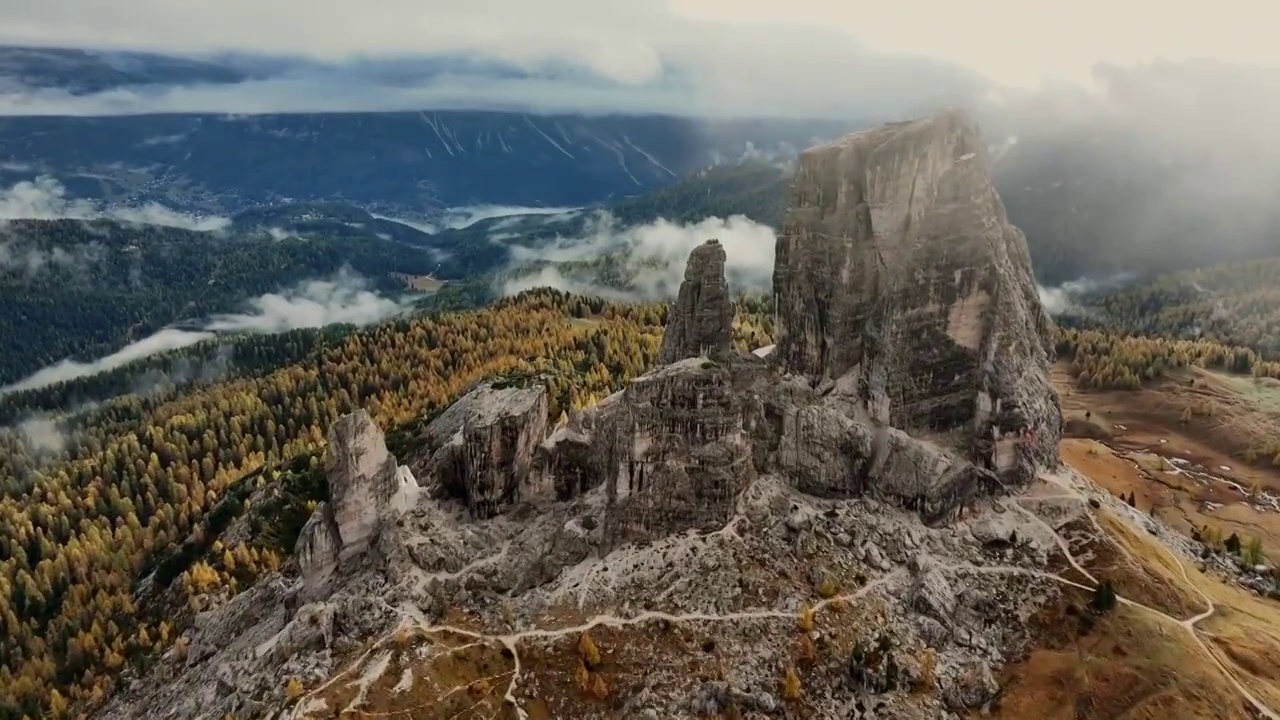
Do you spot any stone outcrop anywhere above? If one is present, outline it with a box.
[772,110,1061,483]
[603,355,768,550]
[95,114,1102,720]
[655,238,734,365]
[411,380,550,518]
[569,240,769,550]
[395,111,1061,535]
[539,393,621,500]
[772,399,1003,522]
[295,410,420,593]
[586,110,1061,530]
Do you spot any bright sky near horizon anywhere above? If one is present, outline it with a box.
[670,0,1274,86]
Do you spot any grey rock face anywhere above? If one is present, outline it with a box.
[411,381,549,518]
[538,392,622,500]
[294,501,341,589]
[655,238,734,365]
[772,110,1061,482]
[602,355,768,550]
[325,411,416,560]
[296,410,420,595]
[549,113,1062,538]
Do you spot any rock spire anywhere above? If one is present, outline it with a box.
[655,238,734,365]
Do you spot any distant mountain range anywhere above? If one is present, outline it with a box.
[0,110,847,214]
[0,45,865,216]
[4,44,1280,364]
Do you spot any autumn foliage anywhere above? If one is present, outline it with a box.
[0,289,774,719]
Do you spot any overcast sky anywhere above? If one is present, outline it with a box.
[0,0,1273,119]
[2,0,1272,88]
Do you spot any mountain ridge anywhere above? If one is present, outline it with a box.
[0,112,849,214]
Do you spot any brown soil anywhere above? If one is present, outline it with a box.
[989,597,1260,720]
[1055,361,1280,555]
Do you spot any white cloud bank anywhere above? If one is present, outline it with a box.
[2,0,1275,89]
[1,328,215,394]
[0,269,409,395]
[374,204,580,235]
[0,175,229,230]
[501,212,776,300]
[1037,273,1136,316]
[205,271,407,333]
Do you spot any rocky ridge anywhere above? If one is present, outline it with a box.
[92,111,1134,720]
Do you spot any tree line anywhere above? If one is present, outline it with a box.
[1056,328,1280,392]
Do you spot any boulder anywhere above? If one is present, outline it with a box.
[413,380,550,517]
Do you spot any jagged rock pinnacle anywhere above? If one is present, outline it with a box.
[295,409,420,594]
[656,238,733,365]
[409,380,550,518]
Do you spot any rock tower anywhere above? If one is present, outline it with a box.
[772,110,1061,481]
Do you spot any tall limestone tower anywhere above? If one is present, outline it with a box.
[771,110,1061,482]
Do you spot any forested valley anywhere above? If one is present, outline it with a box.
[0,288,775,719]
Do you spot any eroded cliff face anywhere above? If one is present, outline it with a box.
[772,110,1061,481]
[410,381,549,518]
[603,355,769,550]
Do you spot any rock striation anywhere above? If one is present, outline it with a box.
[772,110,1061,485]
[655,238,734,364]
[410,380,550,518]
[295,409,420,594]
[602,355,768,550]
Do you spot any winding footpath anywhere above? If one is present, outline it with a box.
[297,476,1279,720]
[1024,474,1279,720]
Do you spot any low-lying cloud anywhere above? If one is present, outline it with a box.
[0,175,229,230]
[205,270,408,333]
[1037,273,1135,316]
[13,415,68,455]
[447,204,580,230]
[0,269,409,395]
[374,204,580,234]
[128,344,235,398]
[501,212,776,300]
[1,328,216,394]
[0,236,105,275]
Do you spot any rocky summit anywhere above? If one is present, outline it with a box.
[94,112,1138,720]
